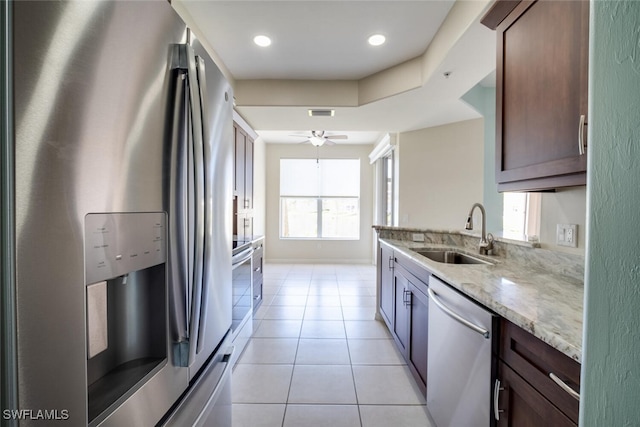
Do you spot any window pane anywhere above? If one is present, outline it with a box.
[321,198,360,239]
[503,192,527,239]
[319,159,360,196]
[384,155,393,226]
[280,198,317,238]
[280,159,318,196]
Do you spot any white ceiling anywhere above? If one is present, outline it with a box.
[178,1,455,80]
[177,1,497,145]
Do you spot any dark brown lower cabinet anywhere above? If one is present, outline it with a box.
[407,282,428,395]
[378,244,394,329]
[392,262,428,395]
[392,270,409,356]
[497,362,576,427]
[498,319,580,426]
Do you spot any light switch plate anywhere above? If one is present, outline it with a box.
[556,224,578,247]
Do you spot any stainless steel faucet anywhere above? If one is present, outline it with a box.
[465,203,494,255]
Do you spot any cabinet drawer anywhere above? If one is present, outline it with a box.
[497,362,576,427]
[500,319,580,423]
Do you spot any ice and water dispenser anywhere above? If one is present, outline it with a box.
[84,213,168,424]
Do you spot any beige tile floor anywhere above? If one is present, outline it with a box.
[232,263,435,427]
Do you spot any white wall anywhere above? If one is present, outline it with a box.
[397,119,484,229]
[265,143,374,263]
[252,136,266,236]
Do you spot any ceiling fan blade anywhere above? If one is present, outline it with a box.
[324,139,337,146]
[325,134,348,140]
[298,139,311,144]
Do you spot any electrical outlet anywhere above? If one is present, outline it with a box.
[556,224,578,248]
[412,233,425,242]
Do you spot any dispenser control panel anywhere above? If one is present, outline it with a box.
[85,212,166,284]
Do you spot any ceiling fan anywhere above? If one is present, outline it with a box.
[291,130,348,147]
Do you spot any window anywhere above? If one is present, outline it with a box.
[382,152,394,226]
[503,192,541,241]
[280,158,360,239]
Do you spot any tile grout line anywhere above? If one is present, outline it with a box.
[340,274,365,427]
[281,269,310,427]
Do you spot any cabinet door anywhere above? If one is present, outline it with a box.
[378,245,394,329]
[495,0,589,191]
[408,283,428,396]
[234,124,246,202]
[496,362,576,427]
[392,270,409,357]
[244,136,254,210]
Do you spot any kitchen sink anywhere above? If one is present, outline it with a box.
[413,249,493,265]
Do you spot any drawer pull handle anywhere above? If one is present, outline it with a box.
[403,289,412,306]
[494,379,504,421]
[427,288,490,339]
[578,114,586,155]
[549,372,580,401]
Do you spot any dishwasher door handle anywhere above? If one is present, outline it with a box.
[427,288,490,339]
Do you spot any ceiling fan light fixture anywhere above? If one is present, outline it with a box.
[368,34,386,46]
[253,35,272,47]
[310,136,325,147]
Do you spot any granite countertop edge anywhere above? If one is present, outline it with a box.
[380,237,584,363]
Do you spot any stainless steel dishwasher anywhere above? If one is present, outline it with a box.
[427,276,497,427]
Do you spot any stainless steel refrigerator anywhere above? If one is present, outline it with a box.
[1,1,233,426]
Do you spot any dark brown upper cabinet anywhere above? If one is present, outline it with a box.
[233,121,254,239]
[482,0,589,192]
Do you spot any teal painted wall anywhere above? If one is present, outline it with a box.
[461,84,502,233]
[581,1,640,424]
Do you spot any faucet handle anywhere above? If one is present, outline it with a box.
[486,233,494,245]
[480,233,495,255]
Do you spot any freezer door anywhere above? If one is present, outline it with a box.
[161,344,234,427]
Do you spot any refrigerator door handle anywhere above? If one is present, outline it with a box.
[185,44,206,366]
[168,63,190,366]
[195,55,209,355]
[168,44,209,367]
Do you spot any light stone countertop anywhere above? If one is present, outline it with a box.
[380,237,584,363]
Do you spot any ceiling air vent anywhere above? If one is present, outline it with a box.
[308,109,335,117]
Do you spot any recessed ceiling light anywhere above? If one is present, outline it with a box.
[253,35,272,47]
[368,34,386,46]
